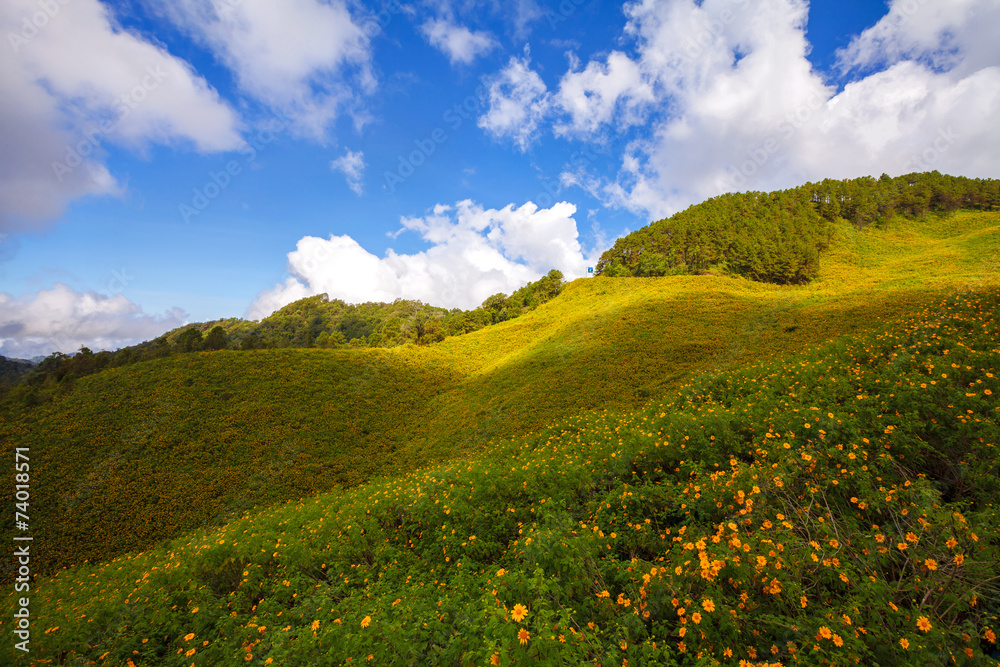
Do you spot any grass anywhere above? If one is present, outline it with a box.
[1,211,999,665]
[1,283,997,665]
[2,213,999,579]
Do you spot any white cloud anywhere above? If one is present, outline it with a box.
[247,200,598,319]
[554,0,1000,219]
[421,18,497,65]
[330,149,366,195]
[556,50,655,135]
[0,284,186,358]
[478,55,552,151]
[157,0,374,139]
[0,0,242,232]
[838,0,1000,77]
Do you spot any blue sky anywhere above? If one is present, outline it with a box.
[2,0,999,358]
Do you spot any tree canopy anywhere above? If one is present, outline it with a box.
[596,172,1000,284]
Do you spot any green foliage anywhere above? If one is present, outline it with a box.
[597,172,1000,284]
[3,286,998,666]
[2,194,1000,665]
[0,355,33,386]
[203,326,228,351]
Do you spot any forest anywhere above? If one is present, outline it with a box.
[0,270,565,408]
[596,172,1000,283]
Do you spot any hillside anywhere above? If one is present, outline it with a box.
[2,211,999,583]
[597,172,999,283]
[1,277,997,665]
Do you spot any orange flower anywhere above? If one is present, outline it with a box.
[184,633,195,641]
[702,599,715,613]
[924,559,937,571]
[818,626,832,640]
[691,612,702,624]
[917,616,932,633]
[900,638,909,649]
[518,628,530,645]
[511,604,528,623]
[490,652,501,665]
[361,616,371,628]
[832,634,843,647]
[954,553,965,565]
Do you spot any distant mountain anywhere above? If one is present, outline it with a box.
[0,355,33,385]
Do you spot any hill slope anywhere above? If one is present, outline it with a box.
[2,280,997,665]
[2,212,999,580]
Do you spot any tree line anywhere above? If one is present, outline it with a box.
[597,171,1000,284]
[0,271,566,407]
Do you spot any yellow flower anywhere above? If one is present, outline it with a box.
[184,633,195,641]
[511,603,528,623]
[832,634,843,647]
[691,612,702,624]
[900,638,910,649]
[917,616,932,632]
[702,599,715,613]
[191,607,199,614]
[518,628,530,645]
[490,653,501,665]
[311,620,320,631]
[924,559,937,570]
[361,616,372,628]
[185,648,196,657]
[818,626,832,640]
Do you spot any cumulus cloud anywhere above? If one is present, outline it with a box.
[156,0,374,139]
[838,0,1000,77]
[489,0,1000,219]
[247,200,598,319]
[478,55,552,151]
[0,0,242,232]
[330,149,366,195]
[0,284,186,359]
[421,18,497,65]
[555,50,655,136]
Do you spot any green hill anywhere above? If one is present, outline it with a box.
[2,211,999,580]
[1,194,999,665]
